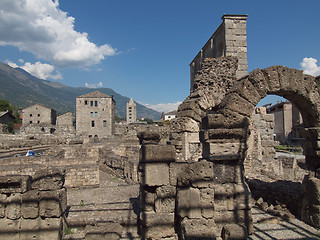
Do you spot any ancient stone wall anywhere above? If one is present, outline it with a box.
[190,14,248,91]
[245,110,275,177]
[0,145,100,189]
[0,171,66,239]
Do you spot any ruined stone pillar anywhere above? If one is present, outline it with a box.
[138,132,177,239]
[201,113,253,238]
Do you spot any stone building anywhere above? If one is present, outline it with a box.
[126,98,137,123]
[22,103,56,126]
[76,91,115,138]
[189,14,248,92]
[57,112,75,126]
[0,111,15,133]
[267,101,303,145]
[164,110,177,121]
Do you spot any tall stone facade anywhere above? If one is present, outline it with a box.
[76,91,115,138]
[22,103,56,126]
[189,14,248,92]
[126,98,137,123]
[267,101,303,145]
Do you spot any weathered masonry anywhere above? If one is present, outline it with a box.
[76,91,115,138]
[190,14,248,92]
[138,14,320,239]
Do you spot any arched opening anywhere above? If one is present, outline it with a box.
[203,65,320,229]
[245,94,308,220]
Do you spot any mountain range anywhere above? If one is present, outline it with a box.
[0,62,161,120]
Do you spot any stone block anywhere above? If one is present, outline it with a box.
[137,131,160,144]
[140,186,155,212]
[212,161,243,184]
[231,77,262,105]
[181,218,218,239]
[0,175,31,193]
[220,93,255,117]
[221,224,248,240]
[6,193,21,220]
[85,222,123,240]
[140,163,169,186]
[177,187,201,218]
[200,188,215,218]
[214,209,252,225]
[39,189,66,218]
[31,169,65,190]
[176,160,214,187]
[170,117,199,133]
[248,68,269,98]
[0,218,20,234]
[140,212,175,239]
[155,186,176,213]
[201,128,245,141]
[203,141,244,161]
[140,144,176,163]
[169,162,187,186]
[203,110,249,129]
[0,194,6,218]
[21,189,40,219]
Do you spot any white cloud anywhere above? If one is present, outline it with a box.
[85,81,103,88]
[0,0,116,69]
[300,57,320,77]
[7,60,62,80]
[141,101,182,113]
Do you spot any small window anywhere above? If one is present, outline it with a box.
[89,135,92,138]
[30,114,32,117]
[37,120,40,124]
[103,120,106,127]
[38,114,40,117]
[30,121,32,124]
[95,112,98,117]
[90,112,93,117]
[85,100,88,105]
[91,120,95,127]
[95,101,98,106]
[90,101,93,106]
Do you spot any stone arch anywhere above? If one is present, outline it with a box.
[204,65,320,171]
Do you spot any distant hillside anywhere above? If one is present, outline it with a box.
[0,62,161,120]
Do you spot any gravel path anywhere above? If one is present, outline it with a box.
[248,206,320,240]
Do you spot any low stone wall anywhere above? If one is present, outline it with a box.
[0,171,66,239]
[0,156,99,189]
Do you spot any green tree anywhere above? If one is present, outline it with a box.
[0,99,13,113]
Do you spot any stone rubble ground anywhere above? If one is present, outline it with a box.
[64,170,320,240]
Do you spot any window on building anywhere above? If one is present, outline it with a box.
[90,112,93,117]
[103,120,106,127]
[95,112,98,117]
[89,135,92,138]
[90,101,93,106]
[37,121,40,124]
[95,101,98,106]
[85,100,88,105]
[30,121,32,124]
[30,114,32,117]
[91,120,95,127]
[38,114,40,117]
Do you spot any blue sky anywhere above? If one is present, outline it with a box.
[0,0,319,112]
